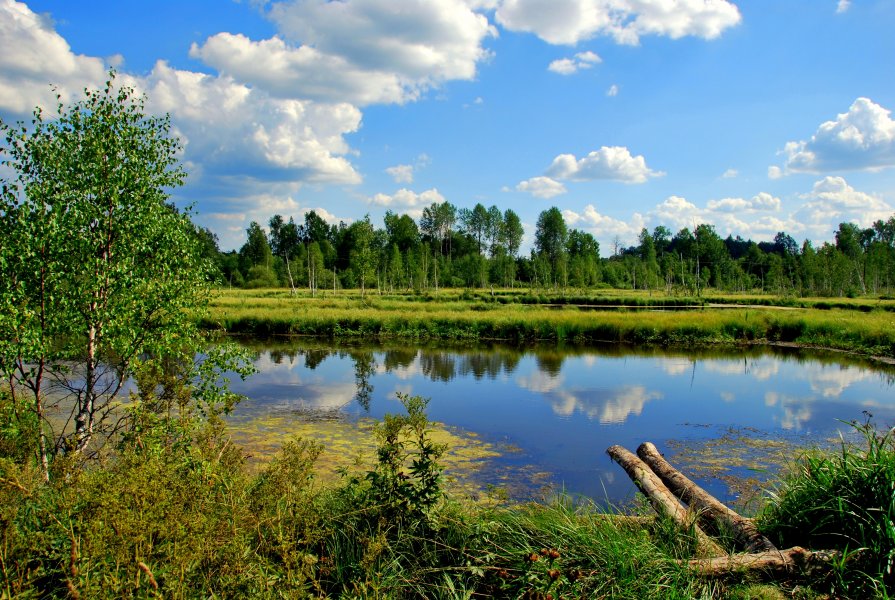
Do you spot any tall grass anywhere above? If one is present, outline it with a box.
[759,417,895,598]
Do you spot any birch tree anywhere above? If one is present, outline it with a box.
[0,75,225,476]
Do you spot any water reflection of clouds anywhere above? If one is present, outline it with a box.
[661,359,692,376]
[801,364,874,398]
[247,352,356,410]
[765,391,813,431]
[593,386,663,424]
[704,360,779,381]
[516,371,662,424]
[376,359,424,381]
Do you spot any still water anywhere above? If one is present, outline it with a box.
[225,338,895,505]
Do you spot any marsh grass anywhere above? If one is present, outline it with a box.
[204,288,895,358]
[759,417,895,598]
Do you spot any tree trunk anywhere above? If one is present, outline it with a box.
[75,321,98,452]
[682,546,842,578]
[637,442,776,553]
[284,253,296,295]
[607,445,724,557]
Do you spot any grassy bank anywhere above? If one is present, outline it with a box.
[203,288,895,359]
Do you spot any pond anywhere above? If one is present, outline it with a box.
[224,338,895,508]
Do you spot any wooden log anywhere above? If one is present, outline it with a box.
[606,445,724,558]
[682,546,842,578]
[636,442,776,553]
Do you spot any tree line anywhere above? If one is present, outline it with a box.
[203,204,895,297]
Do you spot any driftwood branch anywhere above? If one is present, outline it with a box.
[608,441,843,580]
[636,441,776,553]
[682,546,843,578]
[606,445,724,558]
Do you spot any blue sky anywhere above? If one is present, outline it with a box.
[2,0,894,254]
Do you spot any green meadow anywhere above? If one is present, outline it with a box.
[204,288,895,360]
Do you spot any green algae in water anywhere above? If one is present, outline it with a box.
[665,426,845,513]
[226,408,545,501]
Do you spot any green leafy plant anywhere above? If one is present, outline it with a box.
[365,392,446,527]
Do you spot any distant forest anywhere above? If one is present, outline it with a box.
[195,201,895,297]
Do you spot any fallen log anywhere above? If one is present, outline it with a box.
[606,445,724,558]
[636,441,776,553]
[682,546,843,578]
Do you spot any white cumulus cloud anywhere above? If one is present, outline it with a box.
[495,0,741,46]
[794,176,893,233]
[562,205,645,242]
[0,0,107,113]
[516,176,567,198]
[235,0,497,105]
[777,97,895,174]
[369,188,446,208]
[545,146,663,183]
[706,192,781,213]
[386,164,415,184]
[548,50,601,74]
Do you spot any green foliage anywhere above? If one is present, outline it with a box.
[0,71,219,471]
[364,393,446,526]
[759,416,895,597]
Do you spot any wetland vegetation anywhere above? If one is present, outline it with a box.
[3,80,895,598]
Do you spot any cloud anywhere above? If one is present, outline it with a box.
[546,146,663,183]
[516,176,567,198]
[386,164,415,184]
[562,205,645,243]
[231,0,497,105]
[144,61,364,184]
[706,192,781,213]
[721,168,738,178]
[651,193,798,242]
[777,98,895,174]
[200,182,352,249]
[556,176,891,257]
[0,1,365,187]
[495,0,741,46]
[190,33,411,106]
[368,188,446,208]
[836,0,851,14]
[548,50,601,74]
[606,83,619,97]
[0,0,107,113]
[794,176,893,233]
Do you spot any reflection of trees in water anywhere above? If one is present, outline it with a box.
[351,351,376,411]
[420,352,457,382]
[535,352,565,377]
[458,352,511,380]
[383,349,417,371]
[304,349,330,370]
[245,339,895,416]
[420,350,524,382]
